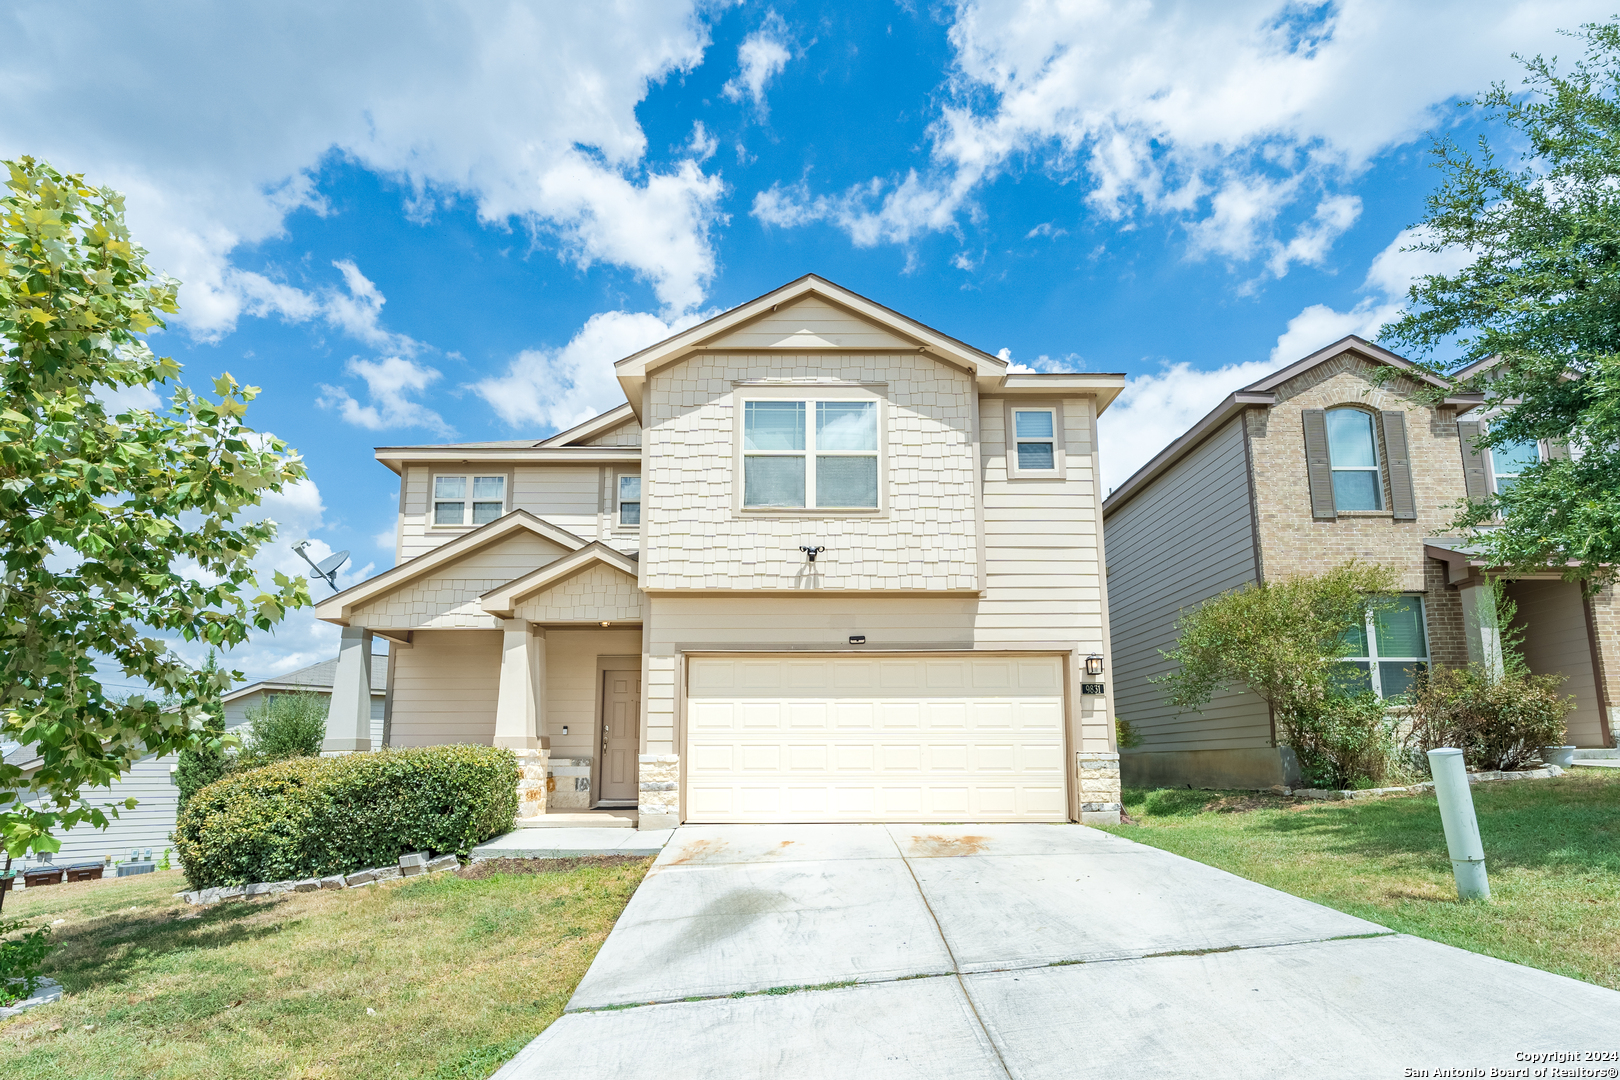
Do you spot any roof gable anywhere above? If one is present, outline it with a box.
[314,511,588,625]
[536,403,638,448]
[479,542,639,618]
[613,275,1009,415]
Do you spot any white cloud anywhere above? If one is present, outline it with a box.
[1101,223,1479,493]
[321,261,417,353]
[687,121,720,162]
[317,356,450,435]
[722,11,794,114]
[0,2,725,330]
[472,309,707,431]
[1099,358,1279,493]
[757,0,1599,274]
[1270,225,1475,362]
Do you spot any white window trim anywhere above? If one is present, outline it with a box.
[732,385,887,516]
[1325,407,1385,512]
[1486,436,1544,495]
[1003,400,1066,479]
[614,470,642,531]
[428,470,511,531]
[1341,596,1429,700]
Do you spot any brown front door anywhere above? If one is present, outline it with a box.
[600,670,641,803]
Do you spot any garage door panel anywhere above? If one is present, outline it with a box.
[686,654,1068,824]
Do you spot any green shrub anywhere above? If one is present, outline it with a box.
[236,691,329,768]
[1115,717,1142,750]
[1286,691,1403,790]
[0,919,52,1005]
[1405,665,1573,772]
[172,745,518,890]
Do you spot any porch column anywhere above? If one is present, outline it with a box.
[494,620,544,748]
[323,626,374,753]
[1458,578,1505,679]
[494,620,547,818]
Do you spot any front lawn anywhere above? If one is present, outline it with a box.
[0,856,650,1079]
[1102,768,1620,990]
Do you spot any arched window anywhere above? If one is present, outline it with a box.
[1488,437,1540,495]
[1325,408,1383,511]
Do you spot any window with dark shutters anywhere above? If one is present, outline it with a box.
[1455,420,1490,501]
[1380,411,1417,520]
[1301,409,1337,519]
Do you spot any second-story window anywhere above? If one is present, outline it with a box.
[1012,409,1058,472]
[742,399,879,509]
[1488,437,1540,495]
[1325,408,1383,511]
[618,474,641,526]
[434,474,505,526]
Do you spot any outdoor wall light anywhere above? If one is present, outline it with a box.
[800,545,826,563]
[562,726,568,736]
[1085,654,1105,677]
[849,635,866,645]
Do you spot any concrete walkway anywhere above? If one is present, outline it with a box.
[493,823,1620,1079]
[470,827,672,859]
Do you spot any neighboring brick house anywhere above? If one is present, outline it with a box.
[1103,336,1618,790]
[314,276,1128,827]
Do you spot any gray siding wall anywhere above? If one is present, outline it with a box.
[1104,418,1271,751]
[19,752,181,870]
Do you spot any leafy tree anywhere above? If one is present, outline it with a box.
[237,690,328,767]
[173,653,231,810]
[1156,562,1401,787]
[0,157,309,858]
[1382,18,1620,587]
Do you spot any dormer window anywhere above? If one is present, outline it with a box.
[434,474,506,526]
[1325,409,1383,511]
[741,398,879,509]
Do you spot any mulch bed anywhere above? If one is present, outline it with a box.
[456,855,651,880]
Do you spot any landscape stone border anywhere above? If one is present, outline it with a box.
[1275,764,1566,801]
[182,851,460,905]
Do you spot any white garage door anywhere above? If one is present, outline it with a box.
[685,654,1067,823]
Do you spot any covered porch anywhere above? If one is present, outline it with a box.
[314,513,649,818]
[1426,540,1617,748]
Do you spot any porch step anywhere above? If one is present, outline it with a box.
[515,811,637,829]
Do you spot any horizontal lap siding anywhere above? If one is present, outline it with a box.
[1104,418,1270,751]
[543,629,643,765]
[1508,580,1605,747]
[387,630,501,746]
[398,465,614,560]
[979,398,1109,753]
[22,753,181,866]
[513,465,603,539]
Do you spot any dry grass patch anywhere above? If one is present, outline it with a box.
[1105,769,1620,990]
[0,857,650,1079]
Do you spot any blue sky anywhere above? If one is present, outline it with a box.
[2,0,1606,682]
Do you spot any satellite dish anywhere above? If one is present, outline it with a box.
[293,542,350,594]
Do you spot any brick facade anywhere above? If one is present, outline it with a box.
[1587,585,1620,745]
[1244,353,1471,670]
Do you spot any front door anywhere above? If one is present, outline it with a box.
[599,670,641,804]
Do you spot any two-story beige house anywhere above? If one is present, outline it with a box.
[314,276,1126,827]
[1103,335,1618,790]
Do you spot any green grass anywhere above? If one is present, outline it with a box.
[0,857,651,1079]
[1101,769,1620,990]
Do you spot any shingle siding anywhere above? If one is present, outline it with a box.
[642,352,979,592]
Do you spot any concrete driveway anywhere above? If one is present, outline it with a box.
[494,823,1620,1079]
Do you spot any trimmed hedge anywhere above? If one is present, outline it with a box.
[173,745,518,890]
